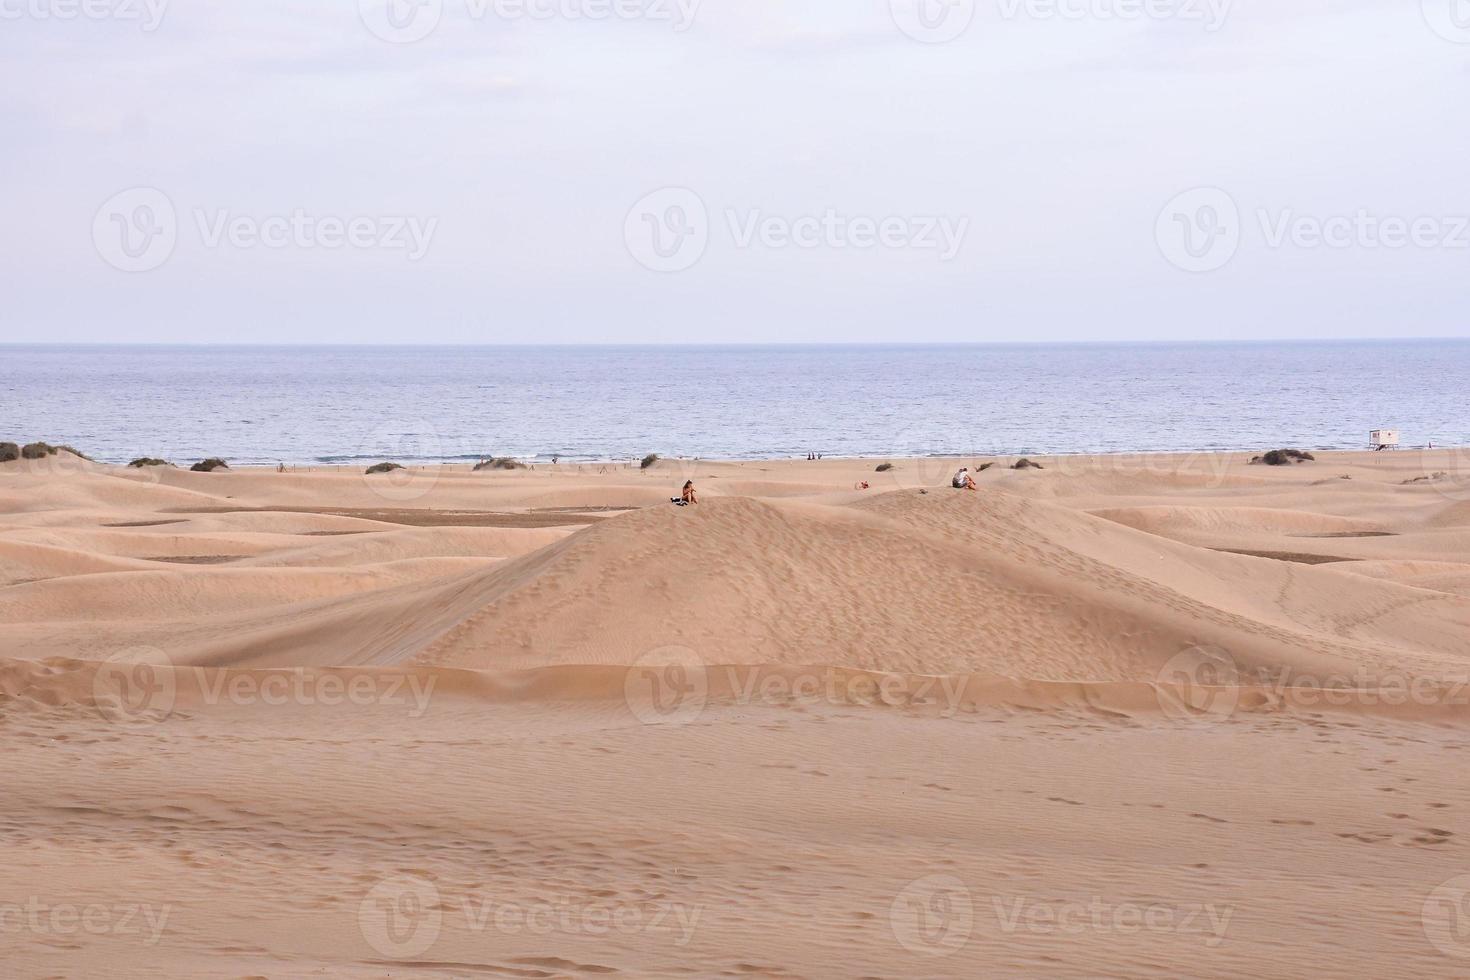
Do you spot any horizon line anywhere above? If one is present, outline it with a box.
[3,337,1467,349]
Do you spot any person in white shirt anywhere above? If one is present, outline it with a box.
[952,467,976,490]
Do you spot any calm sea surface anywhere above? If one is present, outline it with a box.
[3,342,1466,465]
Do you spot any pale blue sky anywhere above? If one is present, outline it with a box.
[2,0,1467,343]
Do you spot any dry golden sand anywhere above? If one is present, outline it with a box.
[3,449,1470,977]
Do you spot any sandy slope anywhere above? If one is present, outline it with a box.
[3,448,1470,977]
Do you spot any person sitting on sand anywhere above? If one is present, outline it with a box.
[681,480,697,504]
[952,467,976,490]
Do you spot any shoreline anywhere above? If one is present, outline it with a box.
[6,445,1463,471]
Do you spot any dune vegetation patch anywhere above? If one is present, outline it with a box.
[875,462,896,472]
[474,457,525,471]
[190,457,230,472]
[365,462,404,475]
[640,453,660,469]
[0,442,17,463]
[18,442,92,461]
[1252,449,1315,465]
[1012,458,1045,470]
[128,457,174,468]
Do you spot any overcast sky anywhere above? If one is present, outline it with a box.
[2,0,1467,343]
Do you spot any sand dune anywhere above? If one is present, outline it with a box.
[6,449,1470,977]
[6,448,1470,686]
[1089,504,1390,538]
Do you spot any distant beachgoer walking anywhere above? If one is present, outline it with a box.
[952,467,976,490]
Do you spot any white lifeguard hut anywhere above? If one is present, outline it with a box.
[1369,428,1399,451]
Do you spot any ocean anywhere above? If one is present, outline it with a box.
[3,341,1466,465]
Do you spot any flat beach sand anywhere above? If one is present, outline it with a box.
[5,449,1470,977]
